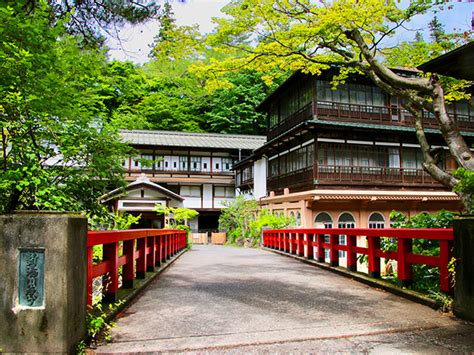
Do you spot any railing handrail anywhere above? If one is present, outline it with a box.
[88,228,184,246]
[87,228,187,306]
[263,227,454,294]
[266,228,453,241]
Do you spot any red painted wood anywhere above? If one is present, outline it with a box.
[123,240,135,288]
[397,238,413,284]
[86,229,186,306]
[263,228,454,293]
[87,246,93,307]
[147,236,156,272]
[439,240,453,293]
[329,234,339,266]
[306,234,314,259]
[346,235,357,271]
[103,242,119,301]
[297,233,304,256]
[368,236,381,278]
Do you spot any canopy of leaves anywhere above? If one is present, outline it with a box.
[0,2,131,214]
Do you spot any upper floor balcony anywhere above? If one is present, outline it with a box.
[267,164,446,194]
[267,101,474,141]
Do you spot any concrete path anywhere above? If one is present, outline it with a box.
[96,245,474,353]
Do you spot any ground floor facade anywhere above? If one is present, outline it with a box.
[260,189,462,228]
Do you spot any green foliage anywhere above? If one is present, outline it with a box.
[0,2,131,214]
[388,210,455,294]
[154,204,199,224]
[89,207,141,231]
[453,168,474,212]
[219,196,294,247]
[389,210,454,229]
[86,300,124,347]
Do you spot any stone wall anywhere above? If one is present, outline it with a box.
[0,212,87,353]
[454,216,474,322]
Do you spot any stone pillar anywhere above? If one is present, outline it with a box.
[453,216,474,322]
[0,212,88,353]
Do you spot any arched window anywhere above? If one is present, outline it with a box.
[289,211,295,218]
[314,212,333,228]
[296,211,301,226]
[338,212,356,228]
[368,212,385,229]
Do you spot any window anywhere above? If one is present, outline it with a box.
[179,156,188,171]
[214,186,234,198]
[190,157,202,172]
[368,212,385,229]
[314,212,333,228]
[222,158,233,171]
[203,163,208,169]
[296,211,301,226]
[180,186,201,197]
[141,154,154,170]
[215,163,220,170]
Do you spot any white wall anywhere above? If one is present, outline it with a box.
[253,157,268,199]
[202,184,213,208]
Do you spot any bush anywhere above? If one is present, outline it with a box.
[219,196,294,247]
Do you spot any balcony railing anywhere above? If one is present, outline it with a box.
[126,167,234,177]
[267,164,444,193]
[316,165,442,186]
[315,100,474,130]
[267,101,474,141]
[268,103,313,140]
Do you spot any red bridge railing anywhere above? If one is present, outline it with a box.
[263,228,454,293]
[87,229,187,306]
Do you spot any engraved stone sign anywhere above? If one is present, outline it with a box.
[19,249,45,307]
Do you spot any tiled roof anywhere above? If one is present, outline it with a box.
[121,130,266,150]
[309,120,474,136]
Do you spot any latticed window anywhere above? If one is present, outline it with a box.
[368,212,385,229]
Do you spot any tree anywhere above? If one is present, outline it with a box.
[199,0,474,208]
[0,2,131,214]
[21,0,164,46]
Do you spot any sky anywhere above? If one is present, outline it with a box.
[106,0,474,64]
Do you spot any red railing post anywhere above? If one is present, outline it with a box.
[136,237,147,279]
[103,242,119,302]
[297,233,304,256]
[306,233,314,259]
[329,234,339,266]
[346,234,357,272]
[317,234,325,262]
[123,239,135,288]
[155,235,161,267]
[439,240,453,294]
[147,236,156,272]
[283,232,288,252]
[161,234,166,263]
[397,238,413,286]
[87,246,93,306]
[368,236,381,278]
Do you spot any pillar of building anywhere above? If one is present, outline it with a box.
[0,212,88,353]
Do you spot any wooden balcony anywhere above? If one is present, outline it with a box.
[267,164,446,193]
[267,101,474,140]
[315,165,443,187]
[126,167,234,178]
[268,103,313,140]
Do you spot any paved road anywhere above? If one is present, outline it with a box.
[96,245,474,353]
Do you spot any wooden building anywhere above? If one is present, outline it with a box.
[235,68,473,229]
[101,130,266,231]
